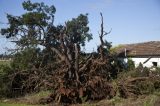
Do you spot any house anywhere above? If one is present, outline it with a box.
[115,41,160,67]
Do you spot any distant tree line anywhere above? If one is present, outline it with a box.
[0,54,13,60]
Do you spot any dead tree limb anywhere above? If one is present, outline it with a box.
[99,12,112,60]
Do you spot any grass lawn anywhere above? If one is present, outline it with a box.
[0,91,50,106]
[0,103,36,106]
[1,94,160,106]
[0,60,11,66]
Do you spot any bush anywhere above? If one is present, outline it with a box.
[127,58,135,71]
[131,67,150,77]
[136,80,155,94]
[154,80,160,90]
[0,64,12,98]
[11,47,41,70]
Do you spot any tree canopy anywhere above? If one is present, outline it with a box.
[1,0,92,50]
[0,0,123,104]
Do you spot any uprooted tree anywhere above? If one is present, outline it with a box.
[1,0,124,104]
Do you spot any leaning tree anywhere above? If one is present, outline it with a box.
[1,0,122,104]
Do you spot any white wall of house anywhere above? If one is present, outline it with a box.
[130,58,160,67]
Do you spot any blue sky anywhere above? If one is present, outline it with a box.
[0,0,160,53]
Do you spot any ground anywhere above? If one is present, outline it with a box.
[1,91,160,106]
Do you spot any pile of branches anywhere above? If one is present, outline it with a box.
[1,2,122,103]
[1,0,160,103]
[39,13,118,104]
[44,56,116,104]
[118,69,160,98]
[6,49,59,97]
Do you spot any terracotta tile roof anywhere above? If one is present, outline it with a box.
[115,41,160,57]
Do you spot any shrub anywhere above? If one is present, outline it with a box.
[154,80,160,90]
[0,64,12,98]
[131,67,150,77]
[136,80,155,94]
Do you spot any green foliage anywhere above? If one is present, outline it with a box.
[131,67,150,77]
[1,0,56,47]
[22,0,56,26]
[0,64,12,98]
[156,67,160,71]
[22,12,48,26]
[0,61,11,66]
[22,0,56,16]
[80,95,88,103]
[117,65,150,79]
[110,45,123,54]
[127,58,135,71]
[154,80,160,90]
[0,0,124,102]
[110,57,126,79]
[1,0,92,49]
[0,103,38,106]
[0,47,48,98]
[11,47,41,70]
[143,95,157,106]
[65,14,92,46]
[137,80,155,94]
[0,0,93,98]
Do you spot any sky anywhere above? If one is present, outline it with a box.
[0,0,160,53]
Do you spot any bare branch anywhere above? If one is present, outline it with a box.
[50,47,65,61]
[79,53,93,72]
[104,28,112,36]
[99,12,112,60]
[74,43,80,82]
